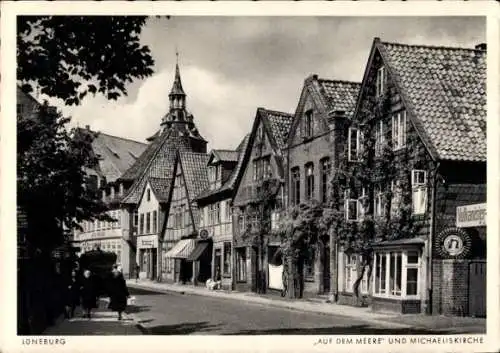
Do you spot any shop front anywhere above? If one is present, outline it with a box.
[431,203,486,317]
[136,234,158,280]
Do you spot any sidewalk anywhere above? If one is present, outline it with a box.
[42,299,142,335]
[126,279,486,333]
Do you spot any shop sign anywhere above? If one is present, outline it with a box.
[139,235,157,248]
[199,229,209,240]
[435,227,472,259]
[456,203,486,228]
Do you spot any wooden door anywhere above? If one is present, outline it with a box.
[468,261,486,317]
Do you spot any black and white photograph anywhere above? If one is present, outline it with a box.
[2,2,499,352]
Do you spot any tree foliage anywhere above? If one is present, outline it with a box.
[17,16,155,105]
[17,102,112,253]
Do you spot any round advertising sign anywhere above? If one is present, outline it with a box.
[199,229,209,239]
[435,227,472,259]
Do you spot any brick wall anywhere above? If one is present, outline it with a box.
[432,259,475,316]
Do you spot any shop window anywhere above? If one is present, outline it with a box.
[373,250,421,299]
[165,258,173,273]
[236,248,247,282]
[392,110,407,151]
[223,242,231,276]
[412,170,428,215]
[139,249,146,272]
[305,163,314,200]
[214,249,222,280]
[291,167,300,205]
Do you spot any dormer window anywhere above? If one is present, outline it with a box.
[146,189,151,202]
[376,66,386,97]
[208,165,221,189]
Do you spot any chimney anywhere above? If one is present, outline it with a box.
[475,43,486,51]
[85,125,90,130]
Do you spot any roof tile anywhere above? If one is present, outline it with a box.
[380,41,486,162]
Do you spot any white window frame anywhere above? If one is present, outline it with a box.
[412,170,428,215]
[392,111,407,151]
[357,187,368,220]
[374,185,384,218]
[348,127,363,162]
[345,190,358,222]
[372,250,421,300]
[375,121,385,157]
[376,66,385,97]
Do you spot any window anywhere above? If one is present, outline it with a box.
[147,189,151,202]
[152,211,157,233]
[139,213,144,235]
[344,254,357,292]
[358,187,368,220]
[271,210,280,231]
[238,213,245,233]
[225,203,232,222]
[391,180,402,217]
[165,256,173,273]
[375,121,385,157]
[145,212,151,233]
[256,124,264,143]
[215,203,221,224]
[392,110,407,150]
[412,170,428,215]
[374,185,385,218]
[254,157,272,180]
[253,161,258,181]
[223,242,231,276]
[373,250,420,299]
[291,167,300,205]
[376,66,386,97]
[304,110,313,138]
[320,158,331,203]
[133,212,138,228]
[236,248,247,282]
[305,163,314,200]
[184,209,190,228]
[304,251,315,280]
[345,189,358,222]
[348,127,363,162]
[214,249,222,279]
[250,213,259,232]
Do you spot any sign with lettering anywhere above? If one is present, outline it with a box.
[456,203,486,228]
[138,235,158,249]
[435,227,472,259]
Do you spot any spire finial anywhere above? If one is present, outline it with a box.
[175,47,179,64]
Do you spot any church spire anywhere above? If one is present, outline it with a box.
[169,51,186,109]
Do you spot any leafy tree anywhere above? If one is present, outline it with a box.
[17,16,156,105]
[17,102,112,254]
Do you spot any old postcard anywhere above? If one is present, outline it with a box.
[1,1,499,352]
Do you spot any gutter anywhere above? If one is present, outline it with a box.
[427,161,440,315]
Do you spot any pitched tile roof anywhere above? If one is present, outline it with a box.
[260,108,294,151]
[148,177,172,203]
[317,79,361,119]
[211,150,239,163]
[179,152,210,201]
[195,134,250,201]
[121,126,205,204]
[178,152,210,226]
[88,130,147,183]
[378,40,486,162]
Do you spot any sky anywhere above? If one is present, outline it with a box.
[45,16,485,151]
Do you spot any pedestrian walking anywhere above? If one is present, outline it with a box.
[80,269,98,319]
[64,270,81,318]
[107,265,129,320]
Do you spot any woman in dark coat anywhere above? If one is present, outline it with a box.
[80,269,98,319]
[64,270,81,318]
[108,267,129,320]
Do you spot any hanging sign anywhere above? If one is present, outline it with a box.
[434,227,472,259]
[456,203,486,228]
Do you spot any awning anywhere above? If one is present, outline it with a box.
[165,239,196,259]
[186,242,209,261]
[372,236,426,250]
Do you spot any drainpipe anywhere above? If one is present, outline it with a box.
[426,161,440,315]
